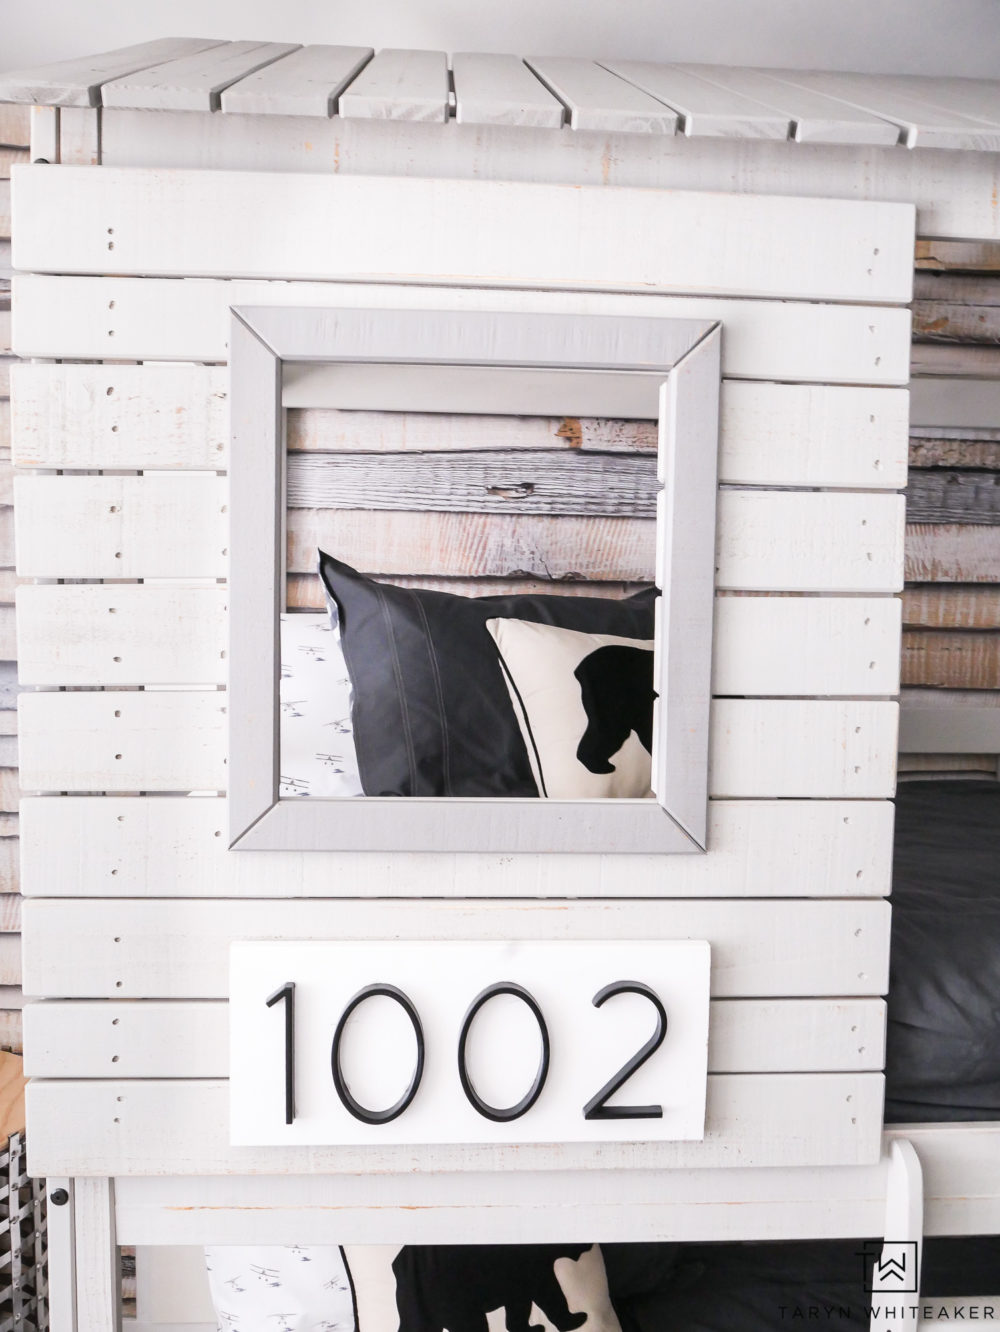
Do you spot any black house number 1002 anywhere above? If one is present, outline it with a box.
[265,979,668,1128]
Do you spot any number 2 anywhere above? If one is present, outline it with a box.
[583,981,667,1120]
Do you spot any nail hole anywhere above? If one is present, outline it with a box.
[855,726,861,734]
[214,830,222,837]
[111,424,118,433]
[115,981,122,989]
[109,505,118,513]
[106,386,114,396]
[112,1055,119,1062]
[108,607,116,614]
[112,1018,119,1026]
[864,617,871,626]
[114,936,121,943]
[113,656,121,663]
[108,300,115,310]
[114,552,122,559]
[114,753,122,760]
[107,330,115,337]
[107,241,114,251]
[856,870,863,878]
[111,868,118,876]
[107,227,114,235]
[117,815,125,822]
[869,661,876,669]
[855,927,862,936]
[114,710,121,718]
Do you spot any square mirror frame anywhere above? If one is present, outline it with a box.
[228,304,721,854]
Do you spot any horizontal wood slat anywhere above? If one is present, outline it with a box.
[22,997,887,1078]
[104,1124,1000,1242]
[901,629,1000,689]
[25,1072,885,1176]
[909,376,1000,430]
[14,475,228,578]
[11,362,228,470]
[16,585,227,686]
[0,931,20,986]
[11,168,915,303]
[904,524,1000,581]
[909,438,1000,470]
[11,275,912,384]
[18,691,228,793]
[899,690,1000,752]
[286,449,659,516]
[902,584,1000,628]
[13,476,905,590]
[905,471,1000,525]
[11,364,908,490]
[14,587,899,694]
[17,692,896,797]
[21,897,890,999]
[600,61,789,139]
[0,105,31,146]
[18,796,894,899]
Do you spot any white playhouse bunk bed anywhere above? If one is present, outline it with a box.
[0,40,999,1330]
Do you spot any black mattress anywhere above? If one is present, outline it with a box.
[885,780,1000,1122]
[606,779,1000,1328]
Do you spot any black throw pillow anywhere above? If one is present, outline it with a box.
[318,551,658,798]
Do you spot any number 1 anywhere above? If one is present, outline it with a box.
[266,981,296,1125]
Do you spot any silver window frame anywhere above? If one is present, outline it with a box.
[228,304,721,853]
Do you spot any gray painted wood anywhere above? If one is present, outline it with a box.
[228,304,715,853]
[286,449,658,515]
[220,45,374,117]
[905,470,1000,525]
[101,41,302,112]
[337,49,449,122]
[0,37,225,108]
[600,61,789,138]
[452,53,564,128]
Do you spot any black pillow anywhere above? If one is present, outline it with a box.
[318,551,658,797]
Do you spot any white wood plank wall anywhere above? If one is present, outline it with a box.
[7,168,910,1190]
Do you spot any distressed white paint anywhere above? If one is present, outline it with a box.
[85,103,1000,241]
[15,585,227,686]
[11,165,914,303]
[601,61,790,138]
[107,1125,1000,1243]
[25,1071,885,1175]
[17,693,897,798]
[9,365,909,487]
[523,58,678,133]
[708,700,898,799]
[715,492,906,593]
[0,38,225,108]
[11,361,228,470]
[18,796,895,899]
[73,1178,119,1332]
[337,49,449,123]
[219,45,373,117]
[771,69,1000,150]
[670,65,902,145]
[13,475,903,590]
[14,475,228,579]
[20,897,890,999]
[100,42,301,112]
[22,996,887,1078]
[452,53,565,129]
[12,274,912,384]
[711,596,901,696]
[17,690,227,793]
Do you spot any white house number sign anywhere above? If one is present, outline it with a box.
[230,941,711,1146]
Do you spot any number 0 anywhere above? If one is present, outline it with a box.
[331,984,425,1125]
[458,983,550,1122]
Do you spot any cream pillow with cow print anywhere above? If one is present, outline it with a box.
[485,618,655,800]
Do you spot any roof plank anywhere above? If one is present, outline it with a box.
[452,53,564,128]
[524,57,678,133]
[220,45,373,117]
[101,40,301,112]
[337,49,449,123]
[0,38,225,108]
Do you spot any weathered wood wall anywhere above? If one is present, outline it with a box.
[904,237,1000,777]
